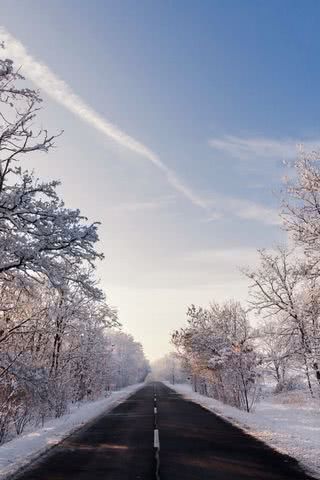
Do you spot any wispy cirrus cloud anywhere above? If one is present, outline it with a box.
[185,246,260,267]
[209,135,320,161]
[206,194,280,226]
[109,196,174,213]
[111,193,280,225]
[0,28,282,227]
[0,27,208,210]
[224,197,280,225]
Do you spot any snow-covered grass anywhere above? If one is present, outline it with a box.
[166,382,320,479]
[0,383,143,480]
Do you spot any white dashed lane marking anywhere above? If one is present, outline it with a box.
[153,386,160,480]
[154,429,160,449]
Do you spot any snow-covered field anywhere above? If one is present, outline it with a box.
[0,383,143,480]
[166,382,320,479]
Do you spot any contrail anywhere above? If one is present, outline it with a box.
[0,27,208,210]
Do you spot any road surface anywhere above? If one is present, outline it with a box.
[14,382,314,480]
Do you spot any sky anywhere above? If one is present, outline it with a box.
[1,0,320,360]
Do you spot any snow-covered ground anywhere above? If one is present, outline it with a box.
[166,382,320,479]
[0,383,143,480]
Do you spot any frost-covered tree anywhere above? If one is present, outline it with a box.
[151,352,187,384]
[257,319,293,389]
[172,301,260,411]
[282,151,320,262]
[107,331,150,389]
[243,247,320,396]
[0,49,103,290]
[0,276,119,423]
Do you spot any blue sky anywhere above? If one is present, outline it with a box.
[1,1,319,359]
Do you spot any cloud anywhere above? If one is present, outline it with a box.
[109,197,173,213]
[0,28,282,227]
[209,135,320,161]
[207,195,280,226]
[0,27,208,210]
[185,247,260,267]
[137,247,262,291]
[225,197,280,225]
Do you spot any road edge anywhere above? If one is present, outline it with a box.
[164,382,320,480]
[0,383,144,480]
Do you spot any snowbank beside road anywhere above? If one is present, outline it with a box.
[166,382,320,479]
[0,383,143,480]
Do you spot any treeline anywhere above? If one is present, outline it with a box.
[0,49,148,443]
[169,152,320,412]
[152,352,188,385]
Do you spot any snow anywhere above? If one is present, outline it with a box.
[166,382,320,479]
[0,383,143,480]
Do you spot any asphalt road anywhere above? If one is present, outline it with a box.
[14,382,315,480]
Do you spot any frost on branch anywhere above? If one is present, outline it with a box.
[0,169,103,290]
[172,301,260,412]
[244,247,320,397]
[0,51,100,288]
[282,151,320,262]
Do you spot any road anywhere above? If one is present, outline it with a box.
[14,382,314,480]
